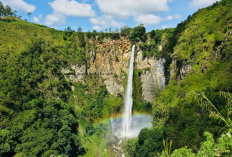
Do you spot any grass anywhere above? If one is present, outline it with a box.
[0,17,64,54]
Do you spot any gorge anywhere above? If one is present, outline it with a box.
[1,0,232,156]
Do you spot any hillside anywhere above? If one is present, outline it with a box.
[152,0,232,152]
[1,0,232,156]
[0,15,168,156]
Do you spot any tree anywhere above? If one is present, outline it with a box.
[0,1,4,17]
[120,26,131,36]
[92,30,97,39]
[105,28,107,33]
[86,30,92,38]
[18,15,22,19]
[66,26,72,32]
[150,30,156,39]
[13,10,17,17]
[28,12,31,22]
[77,26,82,33]
[77,28,85,47]
[4,5,11,16]
[109,28,111,33]
[9,12,13,17]
[129,24,147,43]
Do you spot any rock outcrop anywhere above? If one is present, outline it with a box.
[62,37,166,103]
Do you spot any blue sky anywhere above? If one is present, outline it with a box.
[1,0,221,32]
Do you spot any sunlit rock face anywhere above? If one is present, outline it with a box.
[136,50,166,103]
[61,37,166,103]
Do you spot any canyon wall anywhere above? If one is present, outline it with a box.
[61,37,166,103]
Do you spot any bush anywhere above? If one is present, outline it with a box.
[134,127,164,156]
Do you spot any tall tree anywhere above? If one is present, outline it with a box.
[13,10,17,17]
[66,26,72,32]
[28,12,31,22]
[77,26,82,33]
[0,1,4,17]
[4,5,11,16]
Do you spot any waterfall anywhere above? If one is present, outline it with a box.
[110,44,152,142]
[122,45,135,138]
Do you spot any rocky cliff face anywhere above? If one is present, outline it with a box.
[62,37,166,103]
[170,58,194,83]
[169,30,232,83]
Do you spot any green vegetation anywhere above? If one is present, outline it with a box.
[0,6,124,156]
[0,32,85,156]
[129,24,147,43]
[132,68,152,112]
[1,0,232,156]
[150,0,232,154]
[124,0,232,156]
[124,127,164,157]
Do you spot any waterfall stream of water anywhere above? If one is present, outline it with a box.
[109,45,152,156]
[122,45,135,139]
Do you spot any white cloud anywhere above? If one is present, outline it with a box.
[110,20,125,28]
[96,0,170,18]
[89,15,126,28]
[1,0,36,12]
[162,24,172,29]
[134,14,162,25]
[134,14,174,25]
[92,26,102,31]
[48,0,96,17]
[44,12,66,25]
[38,14,43,19]
[165,16,173,20]
[33,17,39,23]
[174,14,182,19]
[189,0,221,7]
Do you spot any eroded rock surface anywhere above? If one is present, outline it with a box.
[137,57,166,103]
[62,37,166,103]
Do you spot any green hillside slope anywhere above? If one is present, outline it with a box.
[153,0,232,151]
[0,17,88,157]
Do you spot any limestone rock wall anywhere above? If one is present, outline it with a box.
[62,37,166,103]
[136,49,165,102]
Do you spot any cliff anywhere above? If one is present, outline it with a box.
[61,36,166,103]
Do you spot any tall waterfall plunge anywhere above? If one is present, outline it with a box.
[110,45,152,142]
[122,45,135,139]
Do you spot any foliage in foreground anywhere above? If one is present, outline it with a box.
[124,127,164,157]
